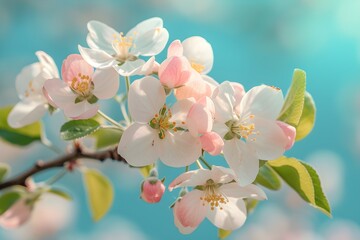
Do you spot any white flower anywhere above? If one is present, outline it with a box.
[169,166,266,234]
[212,82,288,186]
[8,51,59,128]
[117,76,202,167]
[79,17,169,76]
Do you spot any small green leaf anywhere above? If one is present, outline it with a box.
[47,188,72,201]
[245,198,259,214]
[139,164,155,178]
[255,163,281,190]
[91,127,122,149]
[218,228,232,239]
[0,106,42,146]
[0,163,10,182]
[0,191,22,215]
[60,119,100,141]
[278,69,306,126]
[295,92,316,141]
[268,156,331,217]
[83,169,114,221]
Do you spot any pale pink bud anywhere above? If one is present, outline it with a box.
[277,121,296,150]
[200,132,224,156]
[167,40,184,57]
[0,200,32,229]
[141,178,165,204]
[158,56,193,89]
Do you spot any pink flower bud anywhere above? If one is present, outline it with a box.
[0,200,32,229]
[200,132,224,156]
[277,121,296,150]
[159,56,193,89]
[141,178,165,204]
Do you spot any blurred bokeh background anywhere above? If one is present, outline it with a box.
[1,0,360,239]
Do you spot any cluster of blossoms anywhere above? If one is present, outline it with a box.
[4,17,297,234]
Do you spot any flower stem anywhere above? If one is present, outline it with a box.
[185,166,189,172]
[45,169,67,185]
[125,76,131,95]
[196,160,204,169]
[98,110,124,129]
[199,156,212,170]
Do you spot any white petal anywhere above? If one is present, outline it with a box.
[223,139,259,186]
[169,169,212,190]
[158,132,201,167]
[128,76,165,123]
[209,166,237,184]
[35,51,59,78]
[118,123,159,167]
[78,45,115,69]
[131,27,169,56]
[92,68,119,99]
[206,197,247,230]
[170,98,195,128]
[220,183,267,200]
[174,207,197,235]
[182,36,213,74]
[212,122,230,139]
[174,190,207,231]
[64,100,99,119]
[126,17,164,38]
[43,78,76,109]
[212,81,237,123]
[114,58,146,76]
[7,98,47,128]
[250,118,287,160]
[201,75,219,93]
[240,85,284,120]
[86,20,117,54]
[15,63,42,99]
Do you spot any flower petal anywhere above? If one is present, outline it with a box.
[92,68,119,99]
[223,139,259,186]
[0,200,32,229]
[126,17,164,37]
[209,166,237,184]
[170,98,195,128]
[86,20,118,54]
[118,123,159,167]
[220,183,267,200]
[187,103,213,137]
[35,51,59,78]
[276,121,296,150]
[128,76,166,123]
[62,55,94,84]
[114,58,146,76]
[240,85,284,120]
[78,45,115,69]
[174,74,212,101]
[249,118,287,160]
[159,56,192,89]
[167,40,183,57]
[15,63,43,99]
[182,36,213,74]
[131,27,169,56]
[174,190,207,231]
[43,78,76,110]
[158,132,202,167]
[200,132,224,156]
[169,169,212,190]
[206,197,247,230]
[212,81,237,123]
[64,101,99,119]
[7,97,47,128]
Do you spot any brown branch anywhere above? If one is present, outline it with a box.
[0,146,126,190]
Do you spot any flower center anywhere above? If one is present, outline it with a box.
[200,179,228,211]
[70,73,93,96]
[190,62,205,73]
[149,104,182,139]
[224,115,259,141]
[113,32,137,64]
[24,80,37,97]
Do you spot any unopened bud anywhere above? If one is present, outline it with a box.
[140,177,165,204]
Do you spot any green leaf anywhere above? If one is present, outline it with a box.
[218,228,232,239]
[60,119,100,141]
[245,199,259,214]
[0,106,42,146]
[83,169,114,221]
[139,164,155,178]
[91,127,122,149]
[47,188,72,201]
[278,69,306,126]
[268,156,331,217]
[0,163,10,182]
[255,163,281,190]
[295,92,316,141]
[0,191,22,215]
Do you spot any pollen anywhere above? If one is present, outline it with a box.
[190,62,205,73]
[200,179,229,211]
[70,73,93,96]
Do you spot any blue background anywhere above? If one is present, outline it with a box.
[1,0,360,239]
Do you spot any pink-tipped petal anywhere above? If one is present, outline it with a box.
[200,132,224,156]
[187,103,213,137]
[159,56,192,89]
[61,54,94,85]
[174,74,212,101]
[167,40,184,57]
[276,121,296,150]
[0,200,32,229]
[92,68,119,99]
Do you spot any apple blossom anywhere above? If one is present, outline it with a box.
[0,199,33,229]
[117,76,202,167]
[212,82,288,186]
[7,51,59,128]
[169,166,266,234]
[78,17,169,76]
[44,54,119,119]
